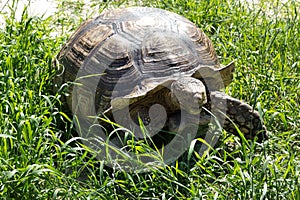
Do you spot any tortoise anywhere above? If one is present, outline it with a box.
[54,7,267,147]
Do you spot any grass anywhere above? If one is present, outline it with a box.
[0,0,299,199]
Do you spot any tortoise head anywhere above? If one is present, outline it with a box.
[170,77,207,115]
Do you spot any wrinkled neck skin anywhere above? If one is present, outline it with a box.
[164,91,181,111]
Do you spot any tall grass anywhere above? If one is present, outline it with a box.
[0,0,299,199]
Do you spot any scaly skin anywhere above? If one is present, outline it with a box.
[209,91,267,142]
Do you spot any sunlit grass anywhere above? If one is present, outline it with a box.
[0,0,299,199]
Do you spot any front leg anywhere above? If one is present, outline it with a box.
[209,91,267,142]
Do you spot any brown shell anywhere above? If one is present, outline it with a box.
[54,7,222,115]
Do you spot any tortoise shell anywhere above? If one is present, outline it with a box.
[54,7,226,116]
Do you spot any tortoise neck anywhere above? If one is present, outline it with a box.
[164,90,181,111]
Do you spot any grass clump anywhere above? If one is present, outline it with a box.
[0,0,299,199]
